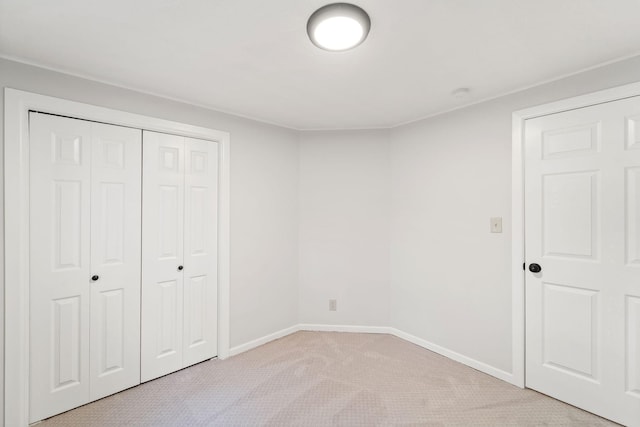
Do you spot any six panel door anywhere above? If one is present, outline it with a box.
[141,131,186,382]
[524,96,640,426]
[30,113,93,423]
[183,138,218,367]
[89,122,142,401]
[29,113,142,422]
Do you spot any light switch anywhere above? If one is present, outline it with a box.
[490,217,502,233]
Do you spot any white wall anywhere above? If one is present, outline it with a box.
[389,55,640,374]
[0,58,300,421]
[298,130,390,326]
[229,123,299,346]
[390,108,512,371]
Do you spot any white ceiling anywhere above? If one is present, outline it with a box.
[2,0,640,130]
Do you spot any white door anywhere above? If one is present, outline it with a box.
[141,131,185,382]
[183,138,218,366]
[30,113,92,423]
[141,131,218,382]
[89,122,142,401]
[29,113,142,422]
[525,96,640,426]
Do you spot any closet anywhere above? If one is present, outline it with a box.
[28,114,218,423]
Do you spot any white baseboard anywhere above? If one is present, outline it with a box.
[388,328,515,385]
[228,323,516,386]
[228,325,300,357]
[298,323,392,334]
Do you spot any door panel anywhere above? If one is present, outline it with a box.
[542,283,599,380]
[541,122,599,159]
[183,138,218,367]
[30,113,92,423]
[627,296,640,397]
[141,131,185,382]
[525,96,640,427]
[52,296,82,390]
[542,171,599,259]
[157,280,180,356]
[53,180,83,269]
[184,275,206,349]
[98,182,125,264]
[89,122,141,401]
[159,185,180,258]
[96,289,125,374]
[627,167,640,266]
[626,116,640,150]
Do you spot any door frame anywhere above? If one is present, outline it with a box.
[511,81,640,388]
[4,88,231,426]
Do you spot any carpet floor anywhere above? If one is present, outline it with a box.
[39,331,617,426]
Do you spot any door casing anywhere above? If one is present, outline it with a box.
[512,81,640,388]
[4,88,231,427]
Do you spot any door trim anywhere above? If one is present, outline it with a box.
[4,88,231,426]
[511,81,640,388]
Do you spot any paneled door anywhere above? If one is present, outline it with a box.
[89,122,142,401]
[141,131,218,382]
[141,131,185,381]
[183,138,218,367]
[29,113,142,423]
[524,96,640,426]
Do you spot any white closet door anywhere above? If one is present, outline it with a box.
[141,133,218,381]
[183,138,218,366]
[89,122,142,400]
[141,131,185,382]
[30,113,92,423]
[30,114,143,422]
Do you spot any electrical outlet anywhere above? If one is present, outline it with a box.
[329,299,337,311]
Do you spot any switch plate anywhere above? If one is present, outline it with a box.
[329,299,337,311]
[490,217,502,233]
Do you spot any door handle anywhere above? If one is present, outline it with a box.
[528,263,542,273]
[91,275,100,282]
[177,265,184,271]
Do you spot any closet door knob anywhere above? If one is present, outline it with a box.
[91,275,100,282]
[177,265,184,271]
[528,263,542,273]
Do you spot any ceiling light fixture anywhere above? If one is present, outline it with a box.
[307,3,371,51]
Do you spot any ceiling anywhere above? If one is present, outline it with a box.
[2,0,640,130]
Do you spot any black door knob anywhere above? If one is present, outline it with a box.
[529,263,542,273]
[91,275,99,281]
[177,265,184,271]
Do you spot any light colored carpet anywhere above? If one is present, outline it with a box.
[39,331,617,426]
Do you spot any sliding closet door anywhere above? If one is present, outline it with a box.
[89,122,142,400]
[30,113,92,423]
[141,131,185,382]
[183,138,218,366]
[29,114,142,422]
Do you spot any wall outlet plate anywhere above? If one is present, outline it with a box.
[329,299,337,311]
[490,217,503,233]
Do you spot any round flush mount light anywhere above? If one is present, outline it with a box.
[307,3,371,51]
